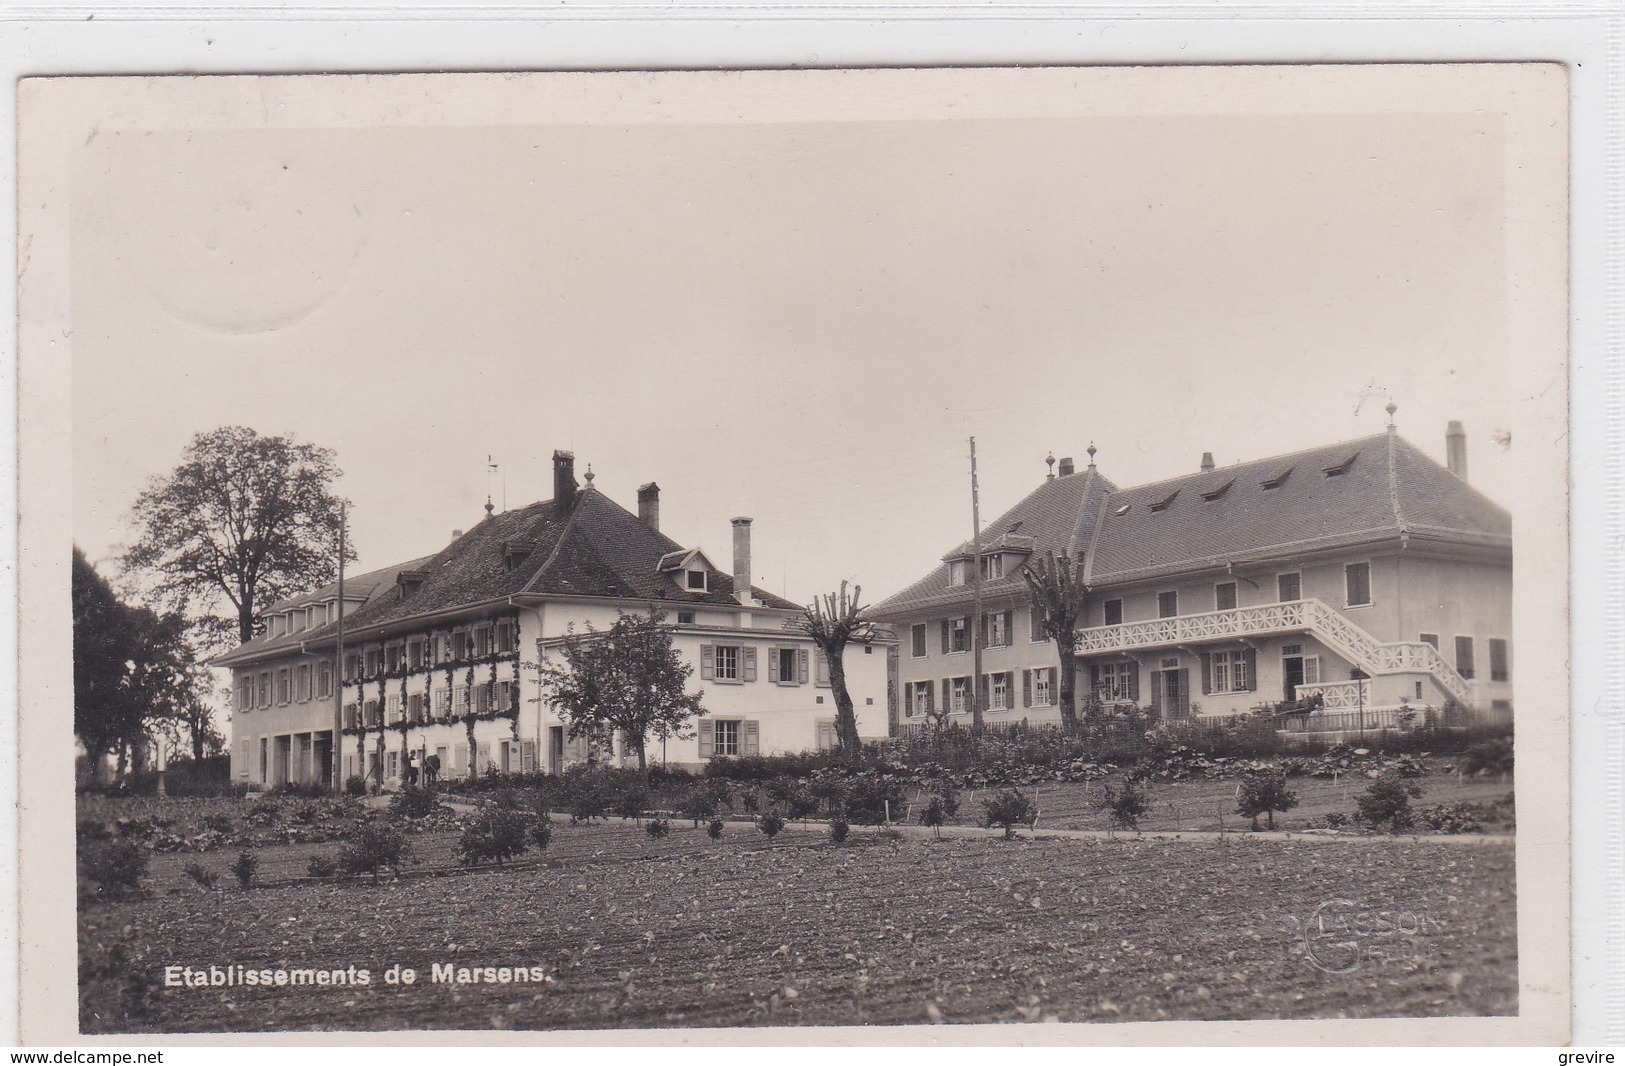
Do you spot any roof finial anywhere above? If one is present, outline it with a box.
[583,464,595,488]
[1045,452,1056,480]
[1086,442,1098,468]
[484,497,494,519]
[1385,399,1398,430]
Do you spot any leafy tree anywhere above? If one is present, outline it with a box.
[336,821,411,884]
[1019,551,1088,733]
[1099,781,1150,832]
[122,426,352,648]
[537,607,705,775]
[792,581,876,754]
[72,548,202,778]
[1356,777,1424,832]
[983,788,1038,839]
[1236,770,1299,830]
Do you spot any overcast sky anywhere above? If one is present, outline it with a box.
[69,78,1515,609]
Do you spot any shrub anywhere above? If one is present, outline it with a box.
[782,786,821,822]
[983,788,1038,839]
[306,854,340,878]
[291,803,321,825]
[1356,776,1424,832]
[1462,737,1514,777]
[615,785,651,823]
[918,797,948,838]
[459,808,533,867]
[1418,802,1484,834]
[182,862,218,890]
[344,775,368,797]
[1323,812,1351,828]
[678,787,719,827]
[757,812,786,839]
[388,784,442,821]
[529,817,554,852]
[79,838,149,899]
[77,819,111,844]
[828,817,850,843]
[706,817,725,841]
[936,786,961,818]
[1099,782,1150,832]
[645,818,671,839]
[202,814,235,834]
[230,851,259,888]
[841,772,907,825]
[1236,771,1299,830]
[337,821,412,883]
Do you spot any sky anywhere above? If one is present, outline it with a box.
[69,83,1515,611]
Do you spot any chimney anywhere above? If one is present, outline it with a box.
[637,482,661,531]
[1446,421,1468,481]
[731,517,753,606]
[1057,457,1075,478]
[552,450,577,506]
[1200,451,1215,472]
[451,529,464,541]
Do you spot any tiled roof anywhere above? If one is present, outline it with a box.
[1084,432,1510,585]
[872,467,1119,617]
[215,485,801,666]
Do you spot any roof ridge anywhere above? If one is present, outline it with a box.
[1107,431,1392,497]
[1386,428,1409,532]
[521,493,587,594]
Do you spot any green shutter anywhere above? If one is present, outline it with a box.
[743,646,758,683]
[697,719,714,759]
[700,644,715,680]
[743,720,760,756]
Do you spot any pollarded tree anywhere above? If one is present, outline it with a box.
[1020,550,1088,733]
[536,607,705,775]
[792,580,875,755]
[122,426,353,649]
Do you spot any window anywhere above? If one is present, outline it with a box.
[342,703,358,729]
[714,646,740,681]
[408,639,427,669]
[386,643,404,672]
[980,554,1003,580]
[908,681,934,717]
[276,669,292,705]
[454,687,471,715]
[317,660,333,699]
[677,611,696,625]
[989,672,1010,710]
[1454,636,1476,679]
[344,654,360,681]
[451,631,470,660]
[1149,490,1179,513]
[297,664,312,702]
[1489,638,1510,682]
[686,569,708,591]
[1210,650,1251,693]
[257,672,270,706]
[949,560,969,587]
[434,689,451,718]
[910,623,927,658]
[474,626,494,657]
[947,617,969,654]
[365,648,382,677]
[1032,669,1052,706]
[1419,633,1440,649]
[772,647,807,686]
[1215,582,1238,611]
[1157,591,1178,619]
[702,644,754,684]
[1030,607,1051,642]
[1103,599,1124,626]
[408,693,425,723]
[1093,662,1135,701]
[714,719,740,757]
[1260,466,1292,490]
[950,677,972,714]
[1345,562,1372,607]
[986,610,1012,648]
[1277,573,1301,602]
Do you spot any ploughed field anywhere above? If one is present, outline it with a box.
[82,819,1517,1033]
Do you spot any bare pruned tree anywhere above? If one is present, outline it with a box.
[794,580,876,755]
[1020,550,1088,733]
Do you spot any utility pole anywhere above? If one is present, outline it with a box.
[332,503,346,797]
[970,437,986,732]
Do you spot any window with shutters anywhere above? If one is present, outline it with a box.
[1029,607,1051,642]
[714,719,741,757]
[1277,573,1301,602]
[771,647,808,686]
[387,694,401,723]
[989,672,1011,710]
[317,660,333,699]
[910,624,927,658]
[1157,591,1178,619]
[408,693,425,723]
[236,678,252,712]
[948,618,969,654]
[277,669,292,705]
[1455,636,1476,679]
[1345,562,1372,607]
[907,681,934,717]
[1215,582,1238,611]
[344,654,361,681]
[1489,638,1510,682]
[1032,669,1052,706]
[455,686,471,715]
[407,638,427,669]
[715,646,740,681]
[258,672,270,706]
[386,643,404,673]
[342,703,358,729]
[987,611,1011,648]
[950,677,972,714]
[1103,599,1124,626]
[1094,662,1134,701]
[365,648,383,677]
[434,689,451,718]
[1210,650,1250,693]
[497,622,516,653]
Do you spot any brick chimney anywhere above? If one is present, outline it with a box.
[637,482,661,531]
[552,450,577,506]
[731,518,753,606]
[1057,457,1075,478]
[1446,421,1468,481]
[1200,451,1215,472]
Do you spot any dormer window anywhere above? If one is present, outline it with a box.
[269,614,286,637]
[979,554,1004,580]
[1149,489,1179,513]
[686,569,708,592]
[1322,452,1359,478]
[1200,478,1235,502]
[1261,466,1293,490]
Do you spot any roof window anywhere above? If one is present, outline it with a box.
[1148,490,1179,513]
[1200,478,1236,502]
[1322,452,1360,478]
[1113,504,1131,517]
[1260,466,1293,490]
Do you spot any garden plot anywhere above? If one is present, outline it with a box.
[82,820,1516,1034]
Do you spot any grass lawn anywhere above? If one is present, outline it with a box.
[81,819,1517,1034]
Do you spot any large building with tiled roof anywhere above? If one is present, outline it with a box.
[215,451,889,790]
[874,417,1512,731]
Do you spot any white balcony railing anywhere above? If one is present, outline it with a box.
[1076,597,1472,707]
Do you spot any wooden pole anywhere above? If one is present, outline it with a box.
[970,438,985,732]
[332,503,346,797]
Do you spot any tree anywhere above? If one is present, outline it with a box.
[73,548,200,778]
[1236,770,1299,830]
[1020,550,1088,733]
[792,580,875,755]
[536,607,705,775]
[122,426,352,648]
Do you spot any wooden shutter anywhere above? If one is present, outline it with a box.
[1049,668,1059,703]
[698,719,715,758]
[1127,665,1140,702]
[700,644,715,680]
[1242,648,1258,691]
[767,647,780,683]
[1199,653,1212,695]
[1177,669,1191,716]
[1002,610,1013,646]
[940,620,950,654]
[941,678,951,711]
[1089,664,1101,693]
[963,615,974,650]
[978,614,988,650]
[521,740,536,772]
[742,646,758,682]
[797,649,810,684]
[815,652,830,687]
[925,682,935,712]
[1149,671,1163,715]
[1022,670,1032,707]
[743,720,760,756]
